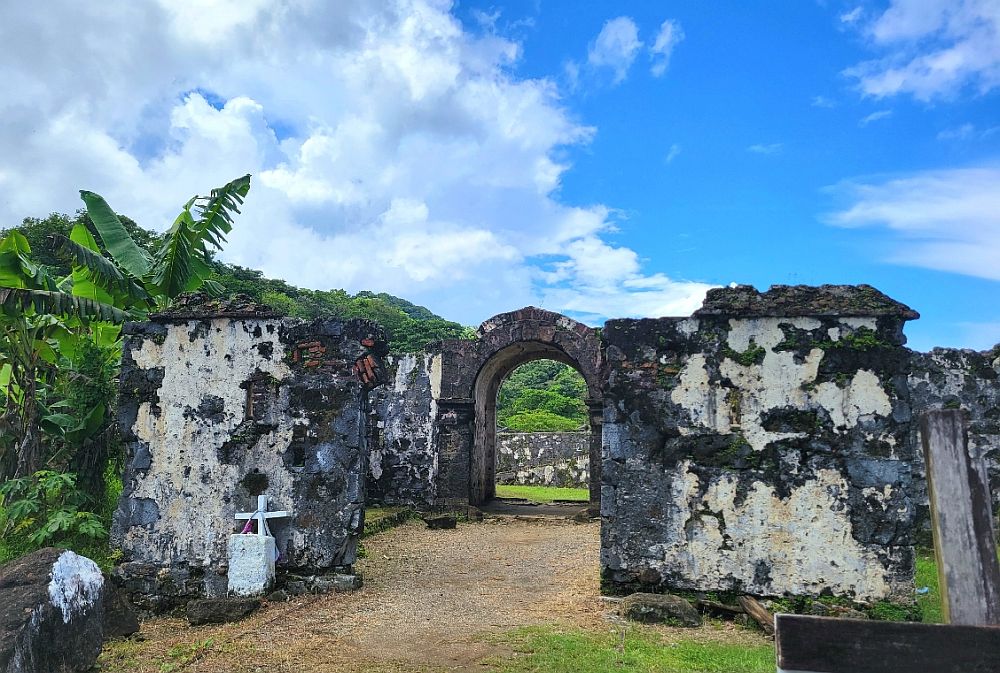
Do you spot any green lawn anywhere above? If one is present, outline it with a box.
[916,549,943,624]
[494,484,590,503]
[491,627,774,673]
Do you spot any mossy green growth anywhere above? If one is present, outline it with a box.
[769,594,919,622]
[812,327,890,352]
[722,340,767,367]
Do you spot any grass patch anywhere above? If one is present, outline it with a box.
[916,549,943,624]
[491,626,773,673]
[494,484,589,503]
[363,506,415,537]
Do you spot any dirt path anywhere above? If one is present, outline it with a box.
[101,516,763,673]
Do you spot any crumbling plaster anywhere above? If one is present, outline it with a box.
[600,285,920,602]
[112,301,386,611]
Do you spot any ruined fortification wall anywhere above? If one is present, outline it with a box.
[600,285,920,603]
[908,347,1000,515]
[496,432,589,487]
[368,353,440,506]
[112,301,385,611]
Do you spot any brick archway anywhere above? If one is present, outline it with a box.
[433,307,603,506]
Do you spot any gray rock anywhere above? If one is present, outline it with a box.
[806,602,869,620]
[423,515,457,530]
[0,547,106,673]
[102,582,140,639]
[310,574,362,593]
[265,589,289,603]
[620,593,702,627]
[284,580,308,596]
[185,597,260,625]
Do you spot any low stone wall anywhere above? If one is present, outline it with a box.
[496,432,589,487]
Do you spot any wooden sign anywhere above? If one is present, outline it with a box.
[775,614,1000,673]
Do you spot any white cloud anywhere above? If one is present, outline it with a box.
[825,166,1000,281]
[845,0,1000,100]
[811,95,837,108]
[650,19,685,77]
[747,143,784,154]
[937,122,1000,140]
[587,16,643,84]
[840,7,864,24]
[859,109,893,126]
[0,0,710,325]
[665,144,682,163]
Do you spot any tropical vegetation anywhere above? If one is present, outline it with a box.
[0,175,252,562]
[497,360,589,432]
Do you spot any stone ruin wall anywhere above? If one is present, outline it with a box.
[112,305,386,612]
[109,285,1000,610]
[368,352,440,506]
[600,286,921,603]
[495,432,589,488]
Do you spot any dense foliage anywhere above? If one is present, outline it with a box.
[0,176,253,563]
[207,265,474,352]
[496,360,589,432]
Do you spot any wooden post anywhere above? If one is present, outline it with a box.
[920,408,1000,625]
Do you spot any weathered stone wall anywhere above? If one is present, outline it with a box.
[601,285,920,603]
[112,301,385,612]
[496,432,589,487]
[908,347,1000,512]
[368,353,439,506]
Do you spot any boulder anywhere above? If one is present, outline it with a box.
[0,547,106,673]
[620,593,702,627]
[423,515,457,530]
[185,597,260,626]
[102,582,140,638]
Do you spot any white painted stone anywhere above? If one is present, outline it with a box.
[47,551,104,623]
[125,319,294,568]
[227,534,277,596]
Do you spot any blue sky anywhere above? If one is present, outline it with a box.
[0,1,997,350]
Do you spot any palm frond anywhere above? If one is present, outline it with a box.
[79,190,153,279]
[192,174,251,250]
[148,217,197,300]
[49,235,150,305]
[0,288,127,323]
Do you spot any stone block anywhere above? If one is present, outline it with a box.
[227,534,276,597]
[620,593,701,627]
[186,597,260,625]
[423,515,457,530]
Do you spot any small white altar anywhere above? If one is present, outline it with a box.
[228,495,290,596]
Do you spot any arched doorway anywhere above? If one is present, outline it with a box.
[455,308,604,506]
[471,344,599,504]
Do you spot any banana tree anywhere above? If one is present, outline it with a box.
[0,231,127,479]
[0,174,252,481]
[75,173,251,308]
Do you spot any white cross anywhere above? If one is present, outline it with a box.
[235,494,291,537]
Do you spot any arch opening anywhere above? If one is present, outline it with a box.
[470,341,601,506]
[494,358,591,500]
